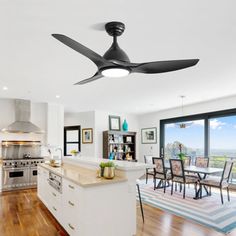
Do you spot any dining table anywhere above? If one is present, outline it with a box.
[162,163,223,199]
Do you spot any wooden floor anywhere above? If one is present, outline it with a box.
[0,189,236,236]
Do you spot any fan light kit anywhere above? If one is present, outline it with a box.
[101,68,130,78]
[52,21,199,85]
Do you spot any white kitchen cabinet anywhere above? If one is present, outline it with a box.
[62,178,81,236]
[46,103,64,148]
[37,159,149,236]
[37,166,50,206]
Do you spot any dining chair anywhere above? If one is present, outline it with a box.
[199,160,234,204]
[144,155,154,184]
[186,157,209,179]
[170,159,198,198]
[196,157,209,168]
[153,157,171,193]
[184,156,191,166]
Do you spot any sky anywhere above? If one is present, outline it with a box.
[165,116,236,150]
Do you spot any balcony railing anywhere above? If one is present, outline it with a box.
[209,156,236,183]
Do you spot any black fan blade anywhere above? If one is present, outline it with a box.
[131,59,199,74]
[52,34,113,68]
[74,72,103,85]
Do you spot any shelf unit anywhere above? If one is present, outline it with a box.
[103,130,137,161]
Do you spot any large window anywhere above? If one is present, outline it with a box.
[209,116,236,182]
[165,119,204,161]
[160,109,236,183]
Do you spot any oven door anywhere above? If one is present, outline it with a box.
[3,167,29,190]
[29,167,38,186]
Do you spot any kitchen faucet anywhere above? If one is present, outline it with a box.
[55,147,63,165]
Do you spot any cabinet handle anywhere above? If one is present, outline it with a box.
[68,223,75,230]
[52,206,57,211]
[68,184,75,189]
[68,200,74,206]
[52,192,56,197]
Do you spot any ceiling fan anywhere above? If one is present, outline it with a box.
[52,21,199,85]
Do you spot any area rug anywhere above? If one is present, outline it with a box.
[137,181,236,234]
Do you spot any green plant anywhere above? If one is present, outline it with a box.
[105,161,115,168]
[71,150,78,155]
[99,162,106,168]
[178,153,186,161]
[99,161,115,168]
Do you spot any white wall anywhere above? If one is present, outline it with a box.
[95,110,139,159]
[138,95,236,161]
[64,111,95,157]
[64,110,139,159]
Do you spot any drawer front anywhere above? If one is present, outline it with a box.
[63,178,79,193]
[63,207,80,236]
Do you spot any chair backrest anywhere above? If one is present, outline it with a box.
[170,159,185,179]
[221,161,234,184]
[184,156,191,166]
[144,155,153,164]
[152,157,165,175]
[195,157,209,168]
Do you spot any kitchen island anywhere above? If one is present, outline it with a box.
[38,157,152,236]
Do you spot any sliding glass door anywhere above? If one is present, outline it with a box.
[160,108,236,183]
[209,116,236,182]
[165,120,204,162]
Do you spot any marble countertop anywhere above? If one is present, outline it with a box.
[39,163,127,188]
[63,156,154,171]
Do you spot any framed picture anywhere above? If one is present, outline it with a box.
[82,128,93,144]
[141,127,157,144]
[109,115,121,131]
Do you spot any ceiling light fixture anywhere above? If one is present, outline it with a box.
[55,95,60,99]
[101,68,130,78]
[3,86,8,91]
[176,95,192,129]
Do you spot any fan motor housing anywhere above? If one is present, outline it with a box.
[105,22,125,37]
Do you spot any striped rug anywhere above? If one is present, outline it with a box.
[137,181,236,234]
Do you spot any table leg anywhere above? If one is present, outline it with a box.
[193,173,210,200]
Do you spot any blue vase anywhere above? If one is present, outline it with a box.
[122,119,128,131]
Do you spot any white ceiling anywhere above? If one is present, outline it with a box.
[0,0,236,114]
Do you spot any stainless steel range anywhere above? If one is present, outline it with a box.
[1,140,45,191]
[2,158,45,191]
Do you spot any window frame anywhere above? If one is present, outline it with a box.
[160,108,236,158]
[64,126,81,156]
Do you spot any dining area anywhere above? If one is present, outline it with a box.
[144,155,234,204]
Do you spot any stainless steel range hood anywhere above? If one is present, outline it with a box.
[2,99,44,133]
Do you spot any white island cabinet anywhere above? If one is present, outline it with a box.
[38,159,152,236]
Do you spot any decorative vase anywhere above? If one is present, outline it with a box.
[103,167,115,179]
[122,119,128,131]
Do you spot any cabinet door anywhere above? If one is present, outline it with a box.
[47,185,62,223]
[62,178,80,235]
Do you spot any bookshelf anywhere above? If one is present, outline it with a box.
[103,130,137,161]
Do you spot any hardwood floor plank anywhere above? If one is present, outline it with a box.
[0,188,236,236]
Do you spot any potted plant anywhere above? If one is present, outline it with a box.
[99,161,116,179]
[70,150,79,157]
[103,161,116,179]
[99,162,106,177]
[178,144,186,161]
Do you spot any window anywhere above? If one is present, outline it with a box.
[64,126,80,156]
[160,108,236,183]
[165,119,204,161]
[209,116,236,182]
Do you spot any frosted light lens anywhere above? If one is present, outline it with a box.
[101,68,130,78]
